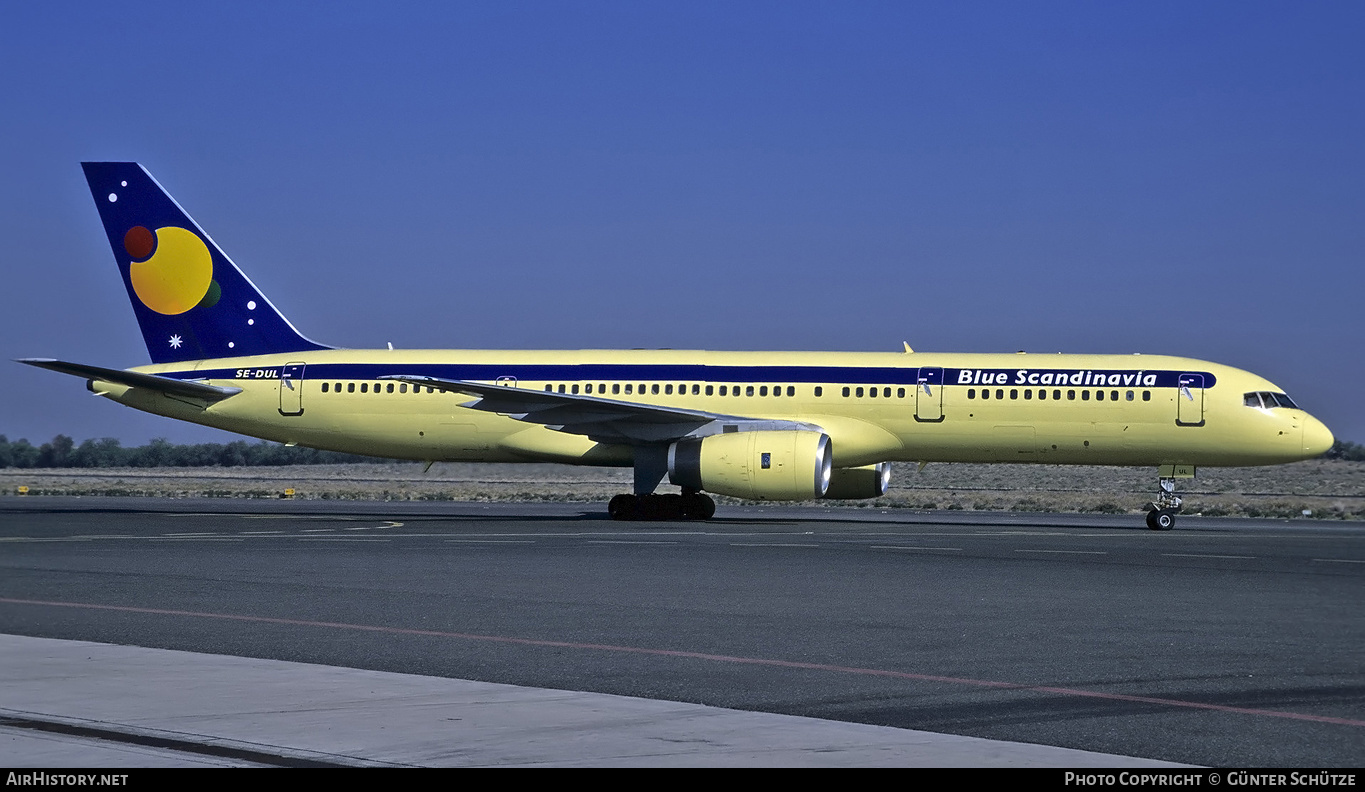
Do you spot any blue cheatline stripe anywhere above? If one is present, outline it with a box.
[165,363,1217,389]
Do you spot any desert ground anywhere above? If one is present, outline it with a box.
[4,458,1362,519]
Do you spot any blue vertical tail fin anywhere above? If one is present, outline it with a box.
[81,162,331,363]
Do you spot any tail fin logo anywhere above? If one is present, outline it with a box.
[122,225,220,315]
[85,162,331,363]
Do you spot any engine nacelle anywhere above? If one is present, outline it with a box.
[668,430,832,500]
[822,463,892,499]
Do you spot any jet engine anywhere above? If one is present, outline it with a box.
[668,430,832,500]
[822,462,892,499]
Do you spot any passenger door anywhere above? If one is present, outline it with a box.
[915,367,944,422]
[1176,373,1204,427]
[279,362,306,416]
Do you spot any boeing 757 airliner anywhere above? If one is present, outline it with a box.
[19,163,1335,528]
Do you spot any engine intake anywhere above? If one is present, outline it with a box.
[669,430,832,500]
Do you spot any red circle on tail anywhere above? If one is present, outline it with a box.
[123,226,155,260]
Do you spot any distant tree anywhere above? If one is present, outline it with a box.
[37,435,75,468]
[1324,440,1365,461]
[0,433,385,467]
[8,438,39,469]
[70,438,126,468]
[218,441,249,467]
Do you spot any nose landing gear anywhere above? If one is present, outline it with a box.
[1145,472,1186,530]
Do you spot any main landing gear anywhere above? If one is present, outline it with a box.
[1145,475,1183,531]
[608,491,716,521]
[610,445,717,521]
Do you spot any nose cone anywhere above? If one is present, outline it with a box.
[1303,415,1335,458]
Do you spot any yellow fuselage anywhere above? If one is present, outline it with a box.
[94,349,1333,470]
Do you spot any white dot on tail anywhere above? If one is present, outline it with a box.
[107,193,117,202]
[247,301,256,310]
[120,181,127,187]
[247,319,254,325]
[228,342,235,349]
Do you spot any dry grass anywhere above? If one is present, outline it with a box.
[3,458,1363,519]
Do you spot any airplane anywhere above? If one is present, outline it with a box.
[19,162,1335,529]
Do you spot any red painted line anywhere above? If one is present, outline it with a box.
[4,596,1362,728]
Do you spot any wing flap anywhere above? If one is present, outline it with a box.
[381,375,821,444]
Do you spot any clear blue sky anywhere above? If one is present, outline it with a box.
[3,1,1363,446]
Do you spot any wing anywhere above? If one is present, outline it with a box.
[381,375,822,444]
[18,358,243,403]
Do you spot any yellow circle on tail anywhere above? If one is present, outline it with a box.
[129,227,213,315]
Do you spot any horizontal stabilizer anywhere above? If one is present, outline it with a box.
[17,358,242,402]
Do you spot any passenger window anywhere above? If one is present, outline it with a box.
[1038,389,1046,400]
[1111,390,1119,401]
[842,386,850,397]
[856,387,864,398]
[1082,390,1090,401]
[558,384,566,393]
[613,384,621,394]
[897,388,905,398]
[981,389,989,400]
[760,386,768,397]
[360,383,368,393]
[869,387,877,398]
[706,385,714,395]
[787,386,795,396]
[665,384,673,395]
[1024,389,1032,400]
[968,388,976,399]
[400,384,407,393]
[693,385,700,395]
[1096,390,1104,401]
[321,382,329,393]
[1143,391,1150,401]
[814,386,822,397]
[746,385,755,396]
[586,384,593,394]
[572,384,580,394]
[1066,390,1074,400]
[1053,389,1061,400]
[1010,389,1018,400]
[651,384,659,395]
[995,389,1004,400]
[387,383,394,393]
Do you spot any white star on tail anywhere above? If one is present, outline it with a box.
[169,335,183,349]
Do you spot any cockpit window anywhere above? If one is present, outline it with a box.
[1268,392,1299,409]
[1244,391,1299,410]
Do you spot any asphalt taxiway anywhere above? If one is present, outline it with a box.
[1,498,1361,766]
